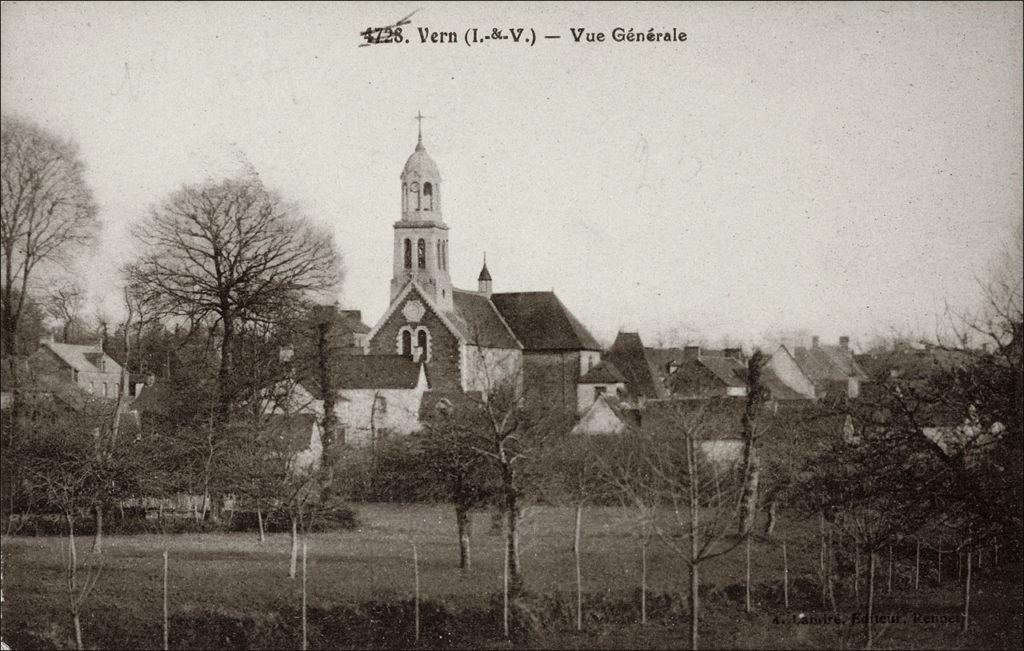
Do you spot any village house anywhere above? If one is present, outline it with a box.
[26,336,125,398]
[795,335,869,399]
[329,355,430,446]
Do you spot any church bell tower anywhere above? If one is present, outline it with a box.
[390,113,454,312]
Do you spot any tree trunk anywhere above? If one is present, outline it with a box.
[573,502,583,555]
[745,536,752,613]
[257,502,266,544]
[782,539,789,608]
[456,504,472,570]
[302,541,309,650]
[575,524,583,631]
[938,548,943,584]
[826,528,836,611]
[962,550,972,633]
[503,490,522,597]
[886,545,893,594]
[92,503,103,554]
[854,548,860,602]
[73,612,84,651]
[502,539,510,639]
[866,551,876,650]
[641,536,648,624]
[764,498,778,539]
[217,315,234,425]
[689,562,700,651]
[316,319,338,449]
[289,515,299,579]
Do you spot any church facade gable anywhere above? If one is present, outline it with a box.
[367,284,463,393]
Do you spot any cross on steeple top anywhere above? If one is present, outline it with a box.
[415,111,427,146]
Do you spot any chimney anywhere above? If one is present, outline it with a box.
[811,335,820,349]
[683,345,701,361]
[723,347,743,361]
[839,336,849,351]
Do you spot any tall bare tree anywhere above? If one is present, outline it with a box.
[126,174,341,423]
[1,115,98,360]
[45,279,87,343]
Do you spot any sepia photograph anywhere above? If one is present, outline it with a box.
[1,2,1021,649]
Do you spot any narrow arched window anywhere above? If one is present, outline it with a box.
[402,183,407,212]
[417,239,426,269]
[443,240,448,270]
[401,330,412,357]
[403,239,412,269]
[417,329,429,359]
[423,182,433,210]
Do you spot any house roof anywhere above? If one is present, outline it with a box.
[698,355,747,388]
[489,292,602,351]
[855,346,974,382]
[795,344,868,383]
[333,355,424,390]
[579,360,627,384]
[37,341,120,375]
[339,310,371,335]
[604,332,668,399]
[449,290,520,349]
[261,413,318,454]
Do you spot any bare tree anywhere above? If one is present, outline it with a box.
[603,399,750,650]
[1,115,99,360]
[45,279,87,343]
[126,174,341,423]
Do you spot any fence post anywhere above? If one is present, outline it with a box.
[413,542,420,643]
[782,539,789,608]
[914,540,920,591]
[163,548,169,651]
[302,540,308,651]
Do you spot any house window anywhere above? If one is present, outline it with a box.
[417,239,426,269]
[103,383,109,397]
[404,239,412,269]
[423,182,433,210]
[89,381,95,394]
[374,395,388,414]
[594,386,607,400]
[401,330,413,357]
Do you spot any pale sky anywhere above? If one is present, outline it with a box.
[2,1,1021,349]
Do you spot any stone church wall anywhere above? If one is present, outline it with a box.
[367,293,462,393]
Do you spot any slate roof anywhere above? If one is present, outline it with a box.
[339,310,371,335]
[795,344,868,383]
[449,290,520,349]
[37,341,121,375]
[604,332,668,399]
[579,360,627,384]
[489,292,602,351]
[333,355,424,390]
[698,356,747,388]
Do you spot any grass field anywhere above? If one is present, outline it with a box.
[2,504,1021,649]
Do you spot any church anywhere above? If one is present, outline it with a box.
[337,122,623,438]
